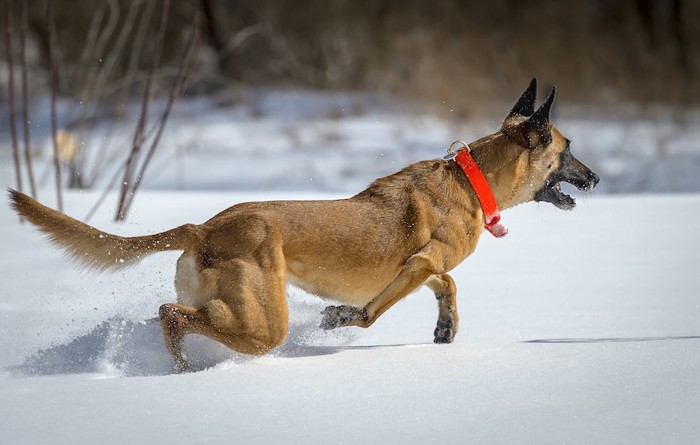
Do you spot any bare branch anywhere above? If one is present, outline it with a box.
[84,0,157,188]
[77,3,106,72]
[122,2,202,216]
[84,162,127,223]
[77,1,140,128]
[77,0,120,106]
[126,0,158,80]
[71,1,141,190]
[20,0,37,198]
[115,0,172,221]
[46,0,63,212]
[5,0,23,195]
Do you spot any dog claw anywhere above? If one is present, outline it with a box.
[320,305,365,330]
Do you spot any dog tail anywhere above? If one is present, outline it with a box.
[8,189,198,272]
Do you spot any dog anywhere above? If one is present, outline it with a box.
[9,78,599,371]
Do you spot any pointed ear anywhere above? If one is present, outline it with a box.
[522,86,556,148]
[507,77,538,119]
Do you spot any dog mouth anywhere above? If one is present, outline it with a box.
[534,154,600,210]
[535,180,579,210]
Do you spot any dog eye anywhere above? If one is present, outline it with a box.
[547,163,552,169]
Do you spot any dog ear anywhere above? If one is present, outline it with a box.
[507,77,538,118]
[501,78,538,141]
[501,83,556,149]
[521,86,556,148]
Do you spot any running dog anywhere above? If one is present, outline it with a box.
[9,78,599,371]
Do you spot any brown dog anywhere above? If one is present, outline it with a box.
[9,79,599,371]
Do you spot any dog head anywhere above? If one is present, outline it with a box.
[499,78,599,210]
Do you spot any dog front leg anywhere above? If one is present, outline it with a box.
[320,252,438,330]
[426,273,459,343]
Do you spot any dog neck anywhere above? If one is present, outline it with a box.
[468,132,531,211]
[451,148,508,238]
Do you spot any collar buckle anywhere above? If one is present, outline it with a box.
[444,139,469,161]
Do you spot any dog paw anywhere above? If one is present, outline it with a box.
[434,318,455,344]
[320,305,366,330]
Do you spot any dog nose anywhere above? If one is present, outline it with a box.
[588,171,600,189]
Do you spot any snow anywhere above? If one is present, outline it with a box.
[1,190,699,444]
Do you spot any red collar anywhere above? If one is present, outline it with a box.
[447,142,508,238]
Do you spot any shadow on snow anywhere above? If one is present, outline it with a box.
[524,336,700,344]
[4,299,421,377]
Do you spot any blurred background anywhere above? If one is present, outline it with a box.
[1,0,699,220]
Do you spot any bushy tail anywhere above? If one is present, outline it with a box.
[8,189,198,272]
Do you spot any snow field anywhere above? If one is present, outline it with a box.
[1,190,698,444]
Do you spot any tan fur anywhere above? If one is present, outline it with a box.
[8,191,197,272]
[8,83,594,371]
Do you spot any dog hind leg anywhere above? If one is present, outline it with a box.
[159,303,206,372]
[159,299,288,372]
[160,255,289,372]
